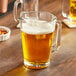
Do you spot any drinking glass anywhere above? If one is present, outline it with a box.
[13,0,38,22]
[62,0,76,28]
[19,11,62,69]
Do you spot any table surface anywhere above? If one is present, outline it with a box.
[0,0,76,76]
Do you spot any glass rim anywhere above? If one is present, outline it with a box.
[19,11,57,22]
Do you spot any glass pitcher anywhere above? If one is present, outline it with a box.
[62,0,76,28]
[13,0,38,22]
[19,11,62,69]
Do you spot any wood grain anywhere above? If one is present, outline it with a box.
[0,0,76,76]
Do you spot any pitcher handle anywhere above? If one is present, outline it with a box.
[13,0,22,22]
[52,21,62,52]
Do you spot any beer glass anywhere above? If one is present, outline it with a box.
[13,0,38,22]
[19,11,61,69]
[62,0,76,28]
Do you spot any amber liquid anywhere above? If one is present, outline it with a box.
[21,31,54,69]
[69,0,76,20]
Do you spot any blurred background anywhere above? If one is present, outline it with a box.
[0,0,15,17]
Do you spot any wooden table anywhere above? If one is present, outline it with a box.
[0,0,76,76]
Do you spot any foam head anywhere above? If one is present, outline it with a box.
[21,18,56,35]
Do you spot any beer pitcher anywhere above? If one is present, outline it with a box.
[62,0,76,28]
[13,0,38,27]
[18,11,62,69]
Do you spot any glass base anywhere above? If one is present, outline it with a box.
[24,60,50,69]
[63,19,76,28]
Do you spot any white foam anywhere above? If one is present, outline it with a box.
[21,18,55,35]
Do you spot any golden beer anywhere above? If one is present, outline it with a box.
[21,32,54,69]
[21,19,55,69]
[69,0,76,20]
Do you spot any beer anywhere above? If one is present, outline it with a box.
[21,19,55,69]
[69,0,76,20]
